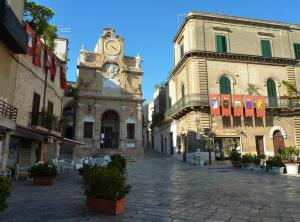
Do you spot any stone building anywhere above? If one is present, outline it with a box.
[0,0,69,171]
[74,28,144,159]
[156,12,300,163]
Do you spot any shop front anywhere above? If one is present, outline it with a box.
[213,129,241,160]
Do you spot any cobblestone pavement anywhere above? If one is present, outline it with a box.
[1,150,300,222]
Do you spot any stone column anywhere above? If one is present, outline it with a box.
[120,105,127,150]
[1,132,10,171]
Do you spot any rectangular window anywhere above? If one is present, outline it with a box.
[180,43,184,59]
[47,101,53,114]
[127,123,135,139]
[31,92,40,126]
[261,40,272,57]
[294,43,300,60]
[216,35,228,53]
[83,122,93,138]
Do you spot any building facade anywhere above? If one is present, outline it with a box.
[156,12,300,164]
[74,28,144,159]
[0,0,69,171]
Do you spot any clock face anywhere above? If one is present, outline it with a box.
[104,39,121,56]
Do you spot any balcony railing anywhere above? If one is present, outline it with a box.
[0,99,17,121]
[30,112,61,132]
[166,94,300,118]
[0,0,28,54]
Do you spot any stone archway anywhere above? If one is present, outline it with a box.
[100,110,120,149]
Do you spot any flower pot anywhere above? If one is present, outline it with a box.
[33,176,55,186]
[285,164,299,175]
[269,167,285,174]
[231,161,240,169]
[87,196,125,215]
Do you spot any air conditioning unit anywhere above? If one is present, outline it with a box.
[47,137,53,144]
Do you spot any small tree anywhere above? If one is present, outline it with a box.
[246,83,260,95]
[282,80,300,99]
[24,1,58,50]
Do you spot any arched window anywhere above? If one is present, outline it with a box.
[219,76,231,94]
[267,78,278,107]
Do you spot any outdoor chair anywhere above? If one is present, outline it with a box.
[0,168,12,179]
[15,164,30,181]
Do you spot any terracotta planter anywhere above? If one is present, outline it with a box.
[33,176,55,186]
[231,161,240,169]
[87,196,125,215]
[285,164,299,175]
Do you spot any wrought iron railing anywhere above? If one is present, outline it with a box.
[0,0,28,53]
[166,94,300,118]
[0,99,17,121]
[29,112,61,132]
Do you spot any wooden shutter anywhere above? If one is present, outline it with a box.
[83,122,93,138]
[47,101,53,114]
[219,77,231,94]
[294,43,300,60]
[216,35,227,53]
[267,79,278,107]
[261,40,272,57]
[31,92,40,125]
[180,44,184,58]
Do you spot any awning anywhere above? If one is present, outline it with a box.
[60,137,85,145]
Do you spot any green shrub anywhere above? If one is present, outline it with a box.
[241,153,256,164]
[29,163,57,178]
[266,156,285,168]
[78,164,101,176]
[229,150,241,161]
[0,177,11,212]
[108,154,127,175]
[83,167,131,200]
[280,146,300,163]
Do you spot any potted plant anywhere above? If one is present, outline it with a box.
[83,167,131,215]
[280,146,299,175]
[29,163,57,185]
[240,153,255,170]
[0,177,11,212]
[229,150,241,168]
[266,156,285,174]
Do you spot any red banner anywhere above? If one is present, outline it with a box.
[256,96,265,117]
[60,65,67,90]
[34,37,42,67]
[209,94,220,116]
[50,53,57,81]
[244,96,254,117]
[233,95,243,117]
[26,25,35,56]
[221,94,231,116]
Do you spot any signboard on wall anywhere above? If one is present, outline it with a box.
[215,129,239,136]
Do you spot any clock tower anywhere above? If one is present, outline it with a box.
[75,28,144,160]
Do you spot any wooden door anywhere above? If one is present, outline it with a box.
[255,136,264,156]
[31,92,40,125]
[273,131,285,156]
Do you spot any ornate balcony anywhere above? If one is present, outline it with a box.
[29,112,61,133]
[166,94,300,119]
[0,0,28,54]
[0,99,17,121]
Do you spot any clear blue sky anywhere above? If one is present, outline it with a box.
[33,0,300,102]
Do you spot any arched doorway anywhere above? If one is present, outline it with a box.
[273,130,285,156]
[100,110,119,149]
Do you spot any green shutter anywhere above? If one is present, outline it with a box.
[219,77,231,94]
[181,84,185,98]
[267,79,278,107]
[261,40,272,57]
[294,43,300,60]
[216,35,227,53]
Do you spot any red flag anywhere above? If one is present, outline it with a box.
[244,96,254,117]
[256,96,265,117]
[60,65,67,90]
[209,94,220,116]
[26,25,35,56]
[50,53,57,81]
[34,37,42,67]
[221,94,231,116]
[233,95,243,117]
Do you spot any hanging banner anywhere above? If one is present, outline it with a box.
[26,25,35,56]
[256,96,265,117]
[34,37,42,67]
[209,94,220,116]
[244,96,254,117]
[221,94,231,116]
[50,53,57,81]
[233,95,243,117]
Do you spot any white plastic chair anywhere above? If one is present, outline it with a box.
[0,168,12,179]
[15,164,30,181]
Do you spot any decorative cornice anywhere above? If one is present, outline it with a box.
[170,50,298,78]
